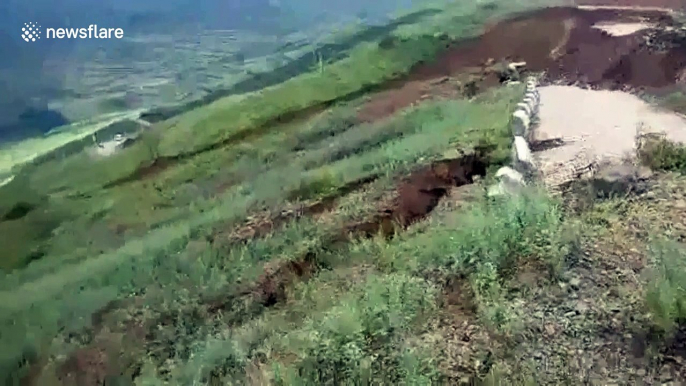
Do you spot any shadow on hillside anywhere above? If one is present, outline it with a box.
[0,108,70,143]
[140,8,441,123]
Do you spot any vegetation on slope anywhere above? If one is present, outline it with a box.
[9,0,686,384]
[0,83,525,384]
[0,0,558,273]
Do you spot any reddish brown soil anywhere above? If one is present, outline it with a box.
[57,347,110,386]
[182,150,491,316]
[345,153,489,239]
[393,154,487,224]
[358,6,686,121]
[356,66,504,123]
[214,174,380,247]
[215,151,486,249]
[441,274,477,314]
[51,295,148,386]
[254,253,318,307]
[251,151,489,307]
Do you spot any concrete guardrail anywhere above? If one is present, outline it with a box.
[488,76,540,196]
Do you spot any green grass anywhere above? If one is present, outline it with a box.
[272,273,439,385]
[1,0,559,201]
[0,85,523,301]
[123,188,573,385]
[0,84,526,384]
[645,239,686,336]
[0,85,522,275]
[0,44,535,385]
[363,189,574,328]
[656,90,686,115]
[0,0,556,272]
[638,135,686,174]
[24,0,554,172]
[0,1,588,383]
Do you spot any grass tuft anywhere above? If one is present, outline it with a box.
[638,135,686,174]
[645,239,686,336]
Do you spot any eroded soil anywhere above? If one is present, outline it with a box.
[46,150,490,385]
[358,5,686,121]
[108,5,686,190]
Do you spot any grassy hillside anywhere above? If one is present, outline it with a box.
[1,81,526,384]
[0,0,557,271]
[20,0,686,384]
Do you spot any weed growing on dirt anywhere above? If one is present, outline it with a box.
[638,135,686,174]
[428,191,574,332]
[389,189,570,273]
[645,239,686,336]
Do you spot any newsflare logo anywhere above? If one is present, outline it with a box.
[22,22,124,43]
[21,22,41,42]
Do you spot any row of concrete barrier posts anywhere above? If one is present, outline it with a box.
[488,76,540,197]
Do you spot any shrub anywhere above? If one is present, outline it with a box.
[637,133,686,174]
[645,240,686,335]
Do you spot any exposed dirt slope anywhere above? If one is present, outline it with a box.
[359,6,686,121]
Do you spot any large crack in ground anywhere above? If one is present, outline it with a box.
[50,150,491,385]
